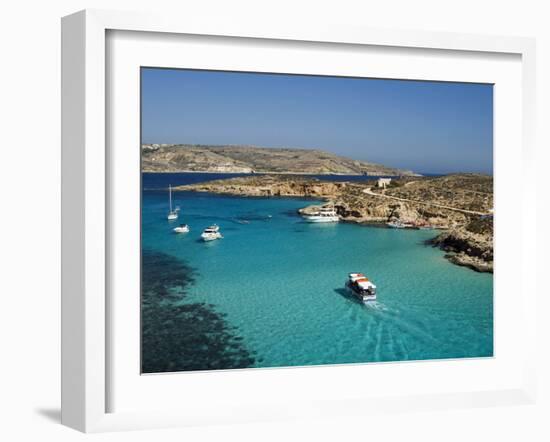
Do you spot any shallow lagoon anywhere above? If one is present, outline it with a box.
[142,174,493,372]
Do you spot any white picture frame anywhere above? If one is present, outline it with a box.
[61,9,537,433]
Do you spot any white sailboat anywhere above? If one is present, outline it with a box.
[167,184,179,220]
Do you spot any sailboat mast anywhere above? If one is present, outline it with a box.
[169,184,173,212]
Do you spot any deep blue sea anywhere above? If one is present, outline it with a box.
[141,173,493,373]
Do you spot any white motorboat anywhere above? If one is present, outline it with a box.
[173,224,190,233]
[167,184,179,220]
[345,273,377,303]
[386,219,411,229]
[201,225,223,241]
[303,206,339,223]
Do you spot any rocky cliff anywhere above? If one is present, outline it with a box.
[142,144,417,176]
[427,217,493,273]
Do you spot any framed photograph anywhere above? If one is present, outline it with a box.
[61,9,537,432]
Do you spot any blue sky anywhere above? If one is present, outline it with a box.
[141,68,493,174]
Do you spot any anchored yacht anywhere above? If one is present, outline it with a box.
[303,206,339,223]
[201,225,223,241]
[345,273,377,303]
[173,224,190,233]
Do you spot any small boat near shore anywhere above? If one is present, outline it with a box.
[201,224,223,241]
[345,273,377,303]
[303,206,339,223]
[386,220,414,229]
[173,224,190,233]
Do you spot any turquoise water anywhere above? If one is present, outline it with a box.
[141,175,493,372]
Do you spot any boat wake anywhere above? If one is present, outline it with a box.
[363,301,390,312]
[366,305,441,346]
[236,212,273,221]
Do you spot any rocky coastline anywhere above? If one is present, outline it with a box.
[173,174,493,273]
[173,175,344,198]
[426,217,494,273]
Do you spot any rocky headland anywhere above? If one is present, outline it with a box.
[426,217,493,273]
[174,173,493,272]
[173,174,346,198]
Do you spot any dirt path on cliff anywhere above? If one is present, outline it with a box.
[361,187,489,216]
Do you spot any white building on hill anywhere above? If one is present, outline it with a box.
[377,178,392,188]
